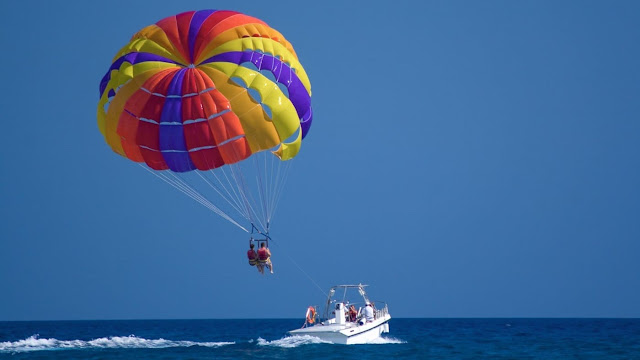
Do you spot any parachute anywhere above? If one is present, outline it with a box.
[97,10,312,236]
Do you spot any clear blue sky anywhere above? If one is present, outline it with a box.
[1,0,639,320]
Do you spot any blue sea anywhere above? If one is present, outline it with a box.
[1,319,639,359]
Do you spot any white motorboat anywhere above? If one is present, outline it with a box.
[288,284,391,345]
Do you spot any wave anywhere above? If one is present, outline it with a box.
[257,335,332,348]
[256,335,405,347]
[366,336,406,344]
[0,335,234,353]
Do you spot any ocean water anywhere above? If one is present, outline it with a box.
[1,318,639,359]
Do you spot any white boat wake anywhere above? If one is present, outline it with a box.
[0,335,233,353]
[366,336,406,344]
[257,334,405,348]
[257,335,332,348]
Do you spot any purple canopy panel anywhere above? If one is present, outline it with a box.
[158,68,196,172]
[187,10,217,63]
[99,52,180,96]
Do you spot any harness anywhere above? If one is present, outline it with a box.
[258,248,270,262]
[249,225,272,266]
[247,250,258,266]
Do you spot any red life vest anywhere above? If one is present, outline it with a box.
[247,249,257,260]
[258,248,269,260]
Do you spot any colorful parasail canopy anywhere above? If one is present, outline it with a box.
[98,10,312,173]
[97,10,313,234]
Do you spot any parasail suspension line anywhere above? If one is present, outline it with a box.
[139,164,248,232]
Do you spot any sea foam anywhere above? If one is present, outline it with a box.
[257,335,332,348]
[0,335,233,353]
[366,336,407,344]
[256,334,405,347]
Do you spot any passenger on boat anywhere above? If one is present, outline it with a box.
[364,302,374,322]
[348,305,358,322]
[257,242,273,274]
[247,243,259,272]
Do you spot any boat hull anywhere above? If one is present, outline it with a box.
[289,314,391,345]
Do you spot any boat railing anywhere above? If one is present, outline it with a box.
[372,302,389,319]
[320,300,390,322]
